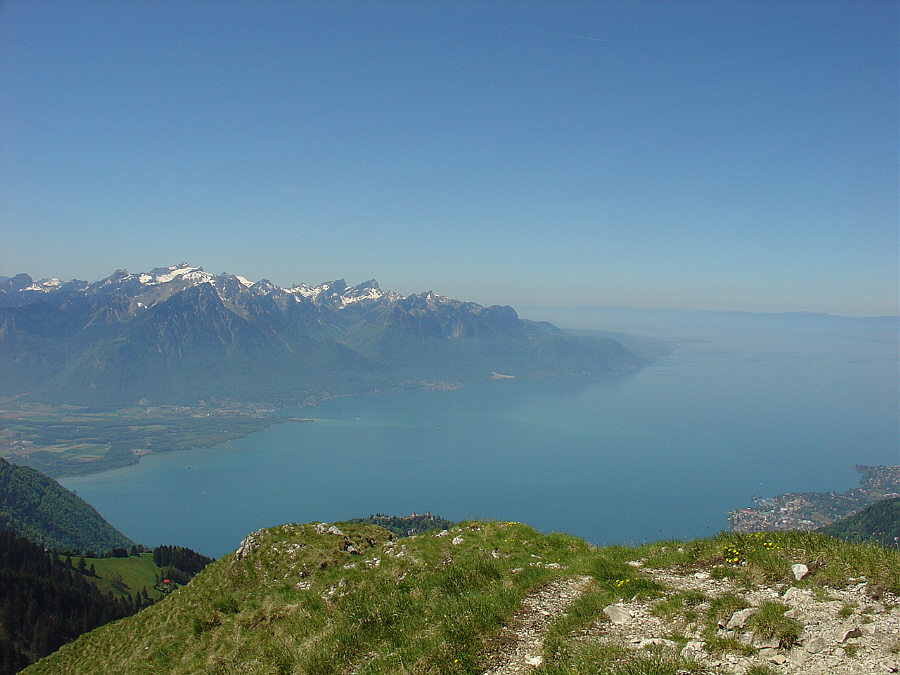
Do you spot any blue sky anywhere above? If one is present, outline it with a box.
[1,1,897,315]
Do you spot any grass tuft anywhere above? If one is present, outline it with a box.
[746,601,803,648]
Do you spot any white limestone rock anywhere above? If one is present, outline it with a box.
[603,604,632,624]
[791,563,810,580]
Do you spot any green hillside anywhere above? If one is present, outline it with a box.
[0,458,133,553]
[81,554,163,602]
[24,520,900,674]
[0,532,132,674]
[819,497,900,548]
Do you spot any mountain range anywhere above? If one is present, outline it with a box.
[0,263,641,406]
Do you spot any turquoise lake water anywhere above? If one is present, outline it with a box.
[62,310,899,557]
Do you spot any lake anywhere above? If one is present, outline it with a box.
[62,308,900,558]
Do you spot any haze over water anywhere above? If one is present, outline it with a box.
[62,310,899,558]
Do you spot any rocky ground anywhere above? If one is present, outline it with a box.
[484,561,900,674]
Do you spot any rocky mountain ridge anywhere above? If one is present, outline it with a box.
[0,263,642,406]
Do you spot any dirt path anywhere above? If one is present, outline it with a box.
[481,575,594,674]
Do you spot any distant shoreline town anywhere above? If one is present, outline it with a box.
[728,465,900,533]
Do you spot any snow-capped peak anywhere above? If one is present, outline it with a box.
[138,263,214,286]
[339,280,387,307]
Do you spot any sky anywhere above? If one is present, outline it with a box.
[1,1,897,316]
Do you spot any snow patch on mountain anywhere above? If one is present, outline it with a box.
[22,278,62,292]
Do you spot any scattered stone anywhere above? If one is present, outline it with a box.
[435,529,449,537]
[489,552,900,674]
[342,541,359,554]
[524,655,543,667]
[326,525,345,537]
[451,535,464,545]
[638,638,675,649]
[790,647,808,664]
[726,608,756,630]
[754,636,781,650]
[680,640,705,659]
[791,563,810,580]
[837,625,863,642]
[804,637,826,653]
[784,608,807,621]
[783,586,807,602]
[603,604,632,624]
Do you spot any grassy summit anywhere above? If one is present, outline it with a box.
[24,521,900,674]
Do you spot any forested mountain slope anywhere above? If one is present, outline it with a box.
[0,458,133,553]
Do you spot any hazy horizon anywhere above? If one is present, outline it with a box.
[3,262,898,320]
